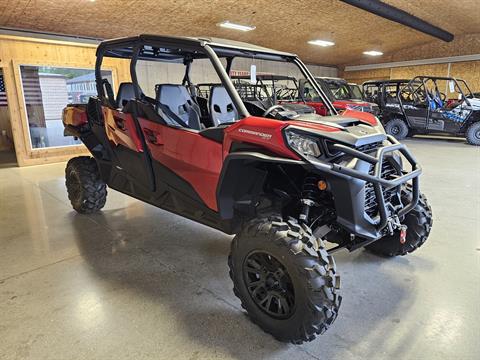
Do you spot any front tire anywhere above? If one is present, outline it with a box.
[366,189,432,257]
[385,118,409,140]
[65,156,107,214]
[465,122,480,145]
[228,216,341,344]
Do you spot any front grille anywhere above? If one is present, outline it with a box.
[356,141,382,154]
[364,160,399,218]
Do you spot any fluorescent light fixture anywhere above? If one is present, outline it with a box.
[363,50,383,56]
[308,39,335,47]
[217,21,256,32]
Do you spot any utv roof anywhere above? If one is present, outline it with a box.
[408,75,467,82]
[362,79,410,85]
[231,74,296,81]
[316,77,348,84]
[97,34,297,60]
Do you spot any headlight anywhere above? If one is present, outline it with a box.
[285,129,321,157]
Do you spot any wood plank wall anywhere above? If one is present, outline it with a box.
[343,60,480,93]
[0,35,131,166]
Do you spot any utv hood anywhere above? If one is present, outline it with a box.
[288,114,387,147]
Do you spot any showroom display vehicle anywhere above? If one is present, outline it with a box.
[62,35,433,344]
[367,76,480,145]
[362,79,410,109]
[298,77,380,116]
[230,73,316,115]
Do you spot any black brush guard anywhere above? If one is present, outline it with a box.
[309,135,421,233]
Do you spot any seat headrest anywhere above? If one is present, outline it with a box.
[116,82,137,108]
[210,85,238,126]
[156,84,202,130]
[156,84,191,103]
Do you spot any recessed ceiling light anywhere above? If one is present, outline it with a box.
[363,50,383,56]
[308,39,335,47]
[217,21,256,32]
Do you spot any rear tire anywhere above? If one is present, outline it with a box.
[366,188,432,257]
[65,156,107,214]
[385,118,409,140]
[228,216,341,344]
[465,122,480,146]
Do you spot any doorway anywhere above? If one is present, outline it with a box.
[0,68,17,167]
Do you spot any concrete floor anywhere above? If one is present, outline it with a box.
[0,137,479,360]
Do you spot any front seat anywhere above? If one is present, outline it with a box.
[156,84,202,130]
[209,85,238,126]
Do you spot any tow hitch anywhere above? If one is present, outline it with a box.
[399,225,408,244]
[386,216,408,243]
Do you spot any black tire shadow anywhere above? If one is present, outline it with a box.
[71,209,420,358]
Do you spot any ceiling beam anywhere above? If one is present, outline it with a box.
[340,0,454,42]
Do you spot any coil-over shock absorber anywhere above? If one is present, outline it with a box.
[299,175,320,224]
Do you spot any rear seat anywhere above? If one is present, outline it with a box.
[155,84,202,130]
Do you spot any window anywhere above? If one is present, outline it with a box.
[19,65,112,149]
[349,84,364,101]
[363,84,379,103]
[384,84,399,103]
[302,80,321,102]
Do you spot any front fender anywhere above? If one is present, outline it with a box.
[216,152,305,219]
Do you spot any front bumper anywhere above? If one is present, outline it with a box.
[306,135,421,240]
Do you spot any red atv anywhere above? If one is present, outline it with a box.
[63,35,432,344]
[299,77,380,116]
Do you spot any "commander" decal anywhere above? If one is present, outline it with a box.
[238,128,272,140]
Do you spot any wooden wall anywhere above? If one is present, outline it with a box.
[343,60,480,93]
[0,35,131,166]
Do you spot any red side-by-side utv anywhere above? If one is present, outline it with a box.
[62,35,432,344]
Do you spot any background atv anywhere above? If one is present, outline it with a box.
[229,73,316,115]
[362,79,410,113]
[62,34,432,344]
[299,77,380,116]
[367,76,480,145]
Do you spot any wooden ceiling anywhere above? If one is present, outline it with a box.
[0,0,479,66]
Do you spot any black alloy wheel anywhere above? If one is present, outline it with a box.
[243,251,295,319]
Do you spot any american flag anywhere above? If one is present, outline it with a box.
[0,73,7,107]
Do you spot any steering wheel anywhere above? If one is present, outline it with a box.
[263,104,287,118]
[439,92,446,101]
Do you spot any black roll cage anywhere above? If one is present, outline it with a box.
[399,76,474,108]
[94,35,337,118]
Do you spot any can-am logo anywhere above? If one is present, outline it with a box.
[238,128,272,140]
